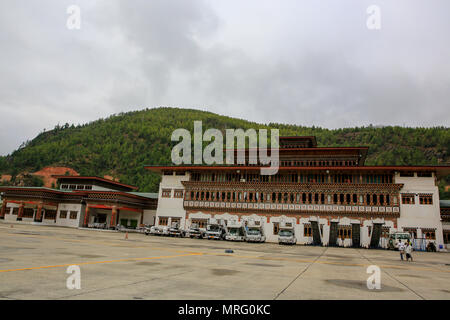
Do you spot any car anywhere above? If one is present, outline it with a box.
[278,222,296,245]
[187,223,205,239]
[205,218,227,240]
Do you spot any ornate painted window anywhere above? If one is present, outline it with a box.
[419,194,433,205]
[403,227,417,238]
[422,229,436,240]
[191,219,207,229]
[338,226,352,239]
[304,225,312,237]
[159,217,169,226]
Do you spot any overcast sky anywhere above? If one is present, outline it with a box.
[1,0,449,155]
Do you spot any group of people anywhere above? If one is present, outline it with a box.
[398,240,413,261]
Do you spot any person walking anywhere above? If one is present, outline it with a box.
[398,240,405,261]
[405,241,413,262]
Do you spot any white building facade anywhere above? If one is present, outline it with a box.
[147,136,449,250]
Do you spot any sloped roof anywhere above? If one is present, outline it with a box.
[440,200,450,208]
[127,192,158,199]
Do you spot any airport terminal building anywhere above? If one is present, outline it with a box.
[1,136,449,250]
[146,136,450,250]
[0,176,157,229]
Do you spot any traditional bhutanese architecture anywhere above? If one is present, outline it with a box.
[146,136,450,250]
[0,176,158,229]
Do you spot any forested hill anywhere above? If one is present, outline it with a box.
[0,107,449,196]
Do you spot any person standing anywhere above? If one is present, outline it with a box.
[398,240,405,261]
[405,241,413,262]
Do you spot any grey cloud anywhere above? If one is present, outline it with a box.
[0,0,449,155]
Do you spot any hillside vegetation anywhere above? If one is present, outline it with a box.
[0,107,448,197]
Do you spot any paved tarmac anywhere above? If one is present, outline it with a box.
[0,222,449,300]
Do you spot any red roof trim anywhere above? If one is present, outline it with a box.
[0,187,76,195]
[73,190,152,200]
[223,147,369,151]
[0,187,152,201]
[279,136,316,139]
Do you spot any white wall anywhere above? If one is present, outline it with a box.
[56,203,82,228]
[155,172,190,228]
[395,172,444,249]
[91,185,117,191]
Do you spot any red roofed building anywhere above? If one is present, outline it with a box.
[0,176,158,230]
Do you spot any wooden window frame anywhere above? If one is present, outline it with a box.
[44,210,57,220]
[159,217,169,226]
[174,189,184,198]
[191,219,207,229]
[23,208,34,218]
[162,189,172,198]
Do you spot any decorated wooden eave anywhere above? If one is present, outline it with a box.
[0,187,84,206]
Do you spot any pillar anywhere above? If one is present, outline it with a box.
[140,211,144,225]
[83,206,90,227]
[35,202,43,222]
[17,202,24,221]
[110,206,117,229]
[0,200,7,219]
